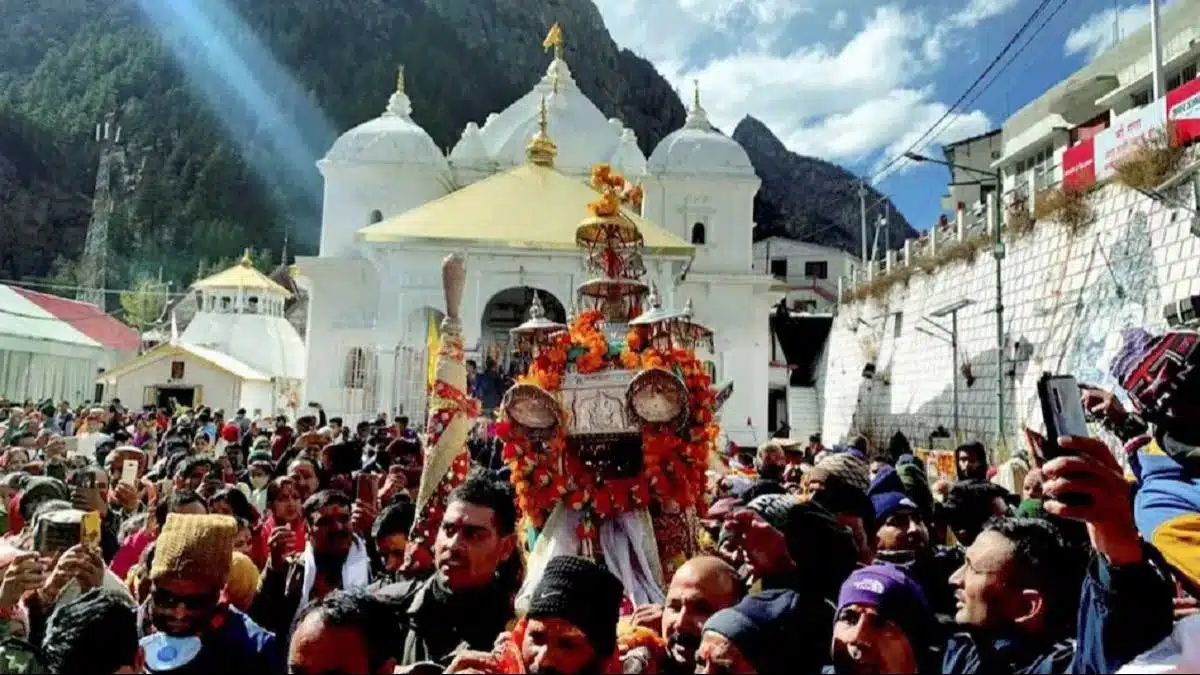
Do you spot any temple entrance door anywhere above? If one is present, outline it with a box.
[478,287,566,411]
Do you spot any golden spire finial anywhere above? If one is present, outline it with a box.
[239,249,253,266]
[526,95,557,167]
[396,65,405,95]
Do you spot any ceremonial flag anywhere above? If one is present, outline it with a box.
[543,23,563,52]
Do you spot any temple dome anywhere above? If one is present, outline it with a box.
[323,69,449,172]
[648,84,755,179]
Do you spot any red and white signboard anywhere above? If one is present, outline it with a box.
[1094,98,1167,182]
[1057,77,1199,191]
[1167,76,1200,145]
[1061,137,1096,191]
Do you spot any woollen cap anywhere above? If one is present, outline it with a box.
[222,551,260,612]
[703,589,807,672]
[812,452,871,492]
[527,555,624,655]
[746,493,797,532]
[151,514,237,591]
[837,564,933,651]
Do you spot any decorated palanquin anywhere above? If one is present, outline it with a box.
[498,164,733,611]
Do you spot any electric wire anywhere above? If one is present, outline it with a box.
[871,0,1065,184]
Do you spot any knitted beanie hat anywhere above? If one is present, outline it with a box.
[746,494,798,532]
[837,564,932,651]
[1109,329,1200,423]
[222,552,260,612]
[866,466,919,522]
[813,452,871,492]
[151,514,237,591]
[527,555,624,656]
[703,589,808,672]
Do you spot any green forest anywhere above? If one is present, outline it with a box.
[0,0,910,310]
[0,0,686,303]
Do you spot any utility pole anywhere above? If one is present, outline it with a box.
[992,183,1006,458]
[1150,0,1164,99]
[859,180,868,265]
[78,112,125,309]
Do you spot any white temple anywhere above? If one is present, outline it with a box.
[297,42,777,445]
[101,252,306,414]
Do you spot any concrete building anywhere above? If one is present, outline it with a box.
[752,237,857,312]
[940,130,1002,214]
[997,0,1200,205]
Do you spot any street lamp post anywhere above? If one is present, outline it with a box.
[906,152,1006,454]
[920,299,975,443]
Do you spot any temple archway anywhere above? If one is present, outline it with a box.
[478,287,566,409]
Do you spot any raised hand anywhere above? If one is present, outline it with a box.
[1043,436,1142,565]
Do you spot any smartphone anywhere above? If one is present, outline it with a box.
[34,510,88,557]
[356,472,380,507]
[80,511,101,549]
[1038,373,1090,461]
[120,459,139,487]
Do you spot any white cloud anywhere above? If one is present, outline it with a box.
[1065,4,1154,61]
[830,9,848,30]
[595,1,1001,176]
[949,0,1021,28]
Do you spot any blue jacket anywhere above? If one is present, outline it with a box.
[1129,438,1200,591]
[941,549,1173,673]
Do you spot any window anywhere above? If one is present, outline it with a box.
[691,222,706,245]
[1013,145,1055,192]
[220,296,232,312]
[803,261,828,279]
[247,296,259,314]
[894,312,904,339]
[1131,88,1152,108]
[769,258,788,279]
[1169,63,1197,91]
[344,348,372,389]
[369,209,383,224]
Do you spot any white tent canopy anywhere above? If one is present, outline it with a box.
[0,285,104,403]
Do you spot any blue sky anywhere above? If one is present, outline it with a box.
[593,0,1166,232]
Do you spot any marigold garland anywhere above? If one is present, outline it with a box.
[498,309,717,539]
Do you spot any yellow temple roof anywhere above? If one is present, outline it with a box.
[357,163,694,256]
[192,250,294,298]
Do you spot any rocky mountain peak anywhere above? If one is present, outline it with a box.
[733,114,917,251]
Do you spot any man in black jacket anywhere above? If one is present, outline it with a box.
[377,469,518,669]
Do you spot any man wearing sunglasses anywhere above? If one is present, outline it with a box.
[143,514,281,674]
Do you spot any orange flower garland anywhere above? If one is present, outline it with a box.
[499,310,719,542]
[570,309,608,374]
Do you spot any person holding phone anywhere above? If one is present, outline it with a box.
[940,434,1176,673]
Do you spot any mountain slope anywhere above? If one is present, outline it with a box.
[734,116,917,251]
[0,0,901,299]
